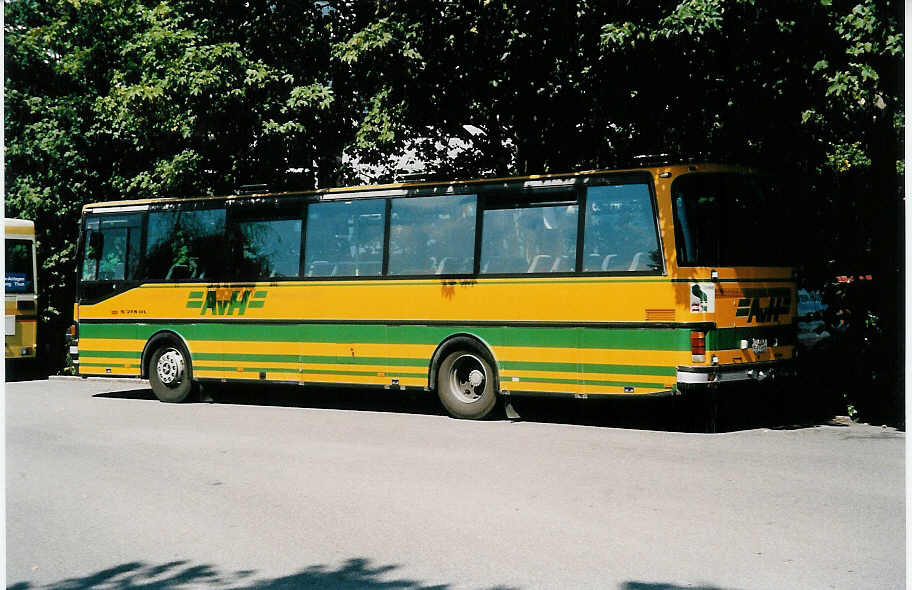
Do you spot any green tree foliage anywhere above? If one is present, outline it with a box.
[5,0,346,364]
[5,1,904,421]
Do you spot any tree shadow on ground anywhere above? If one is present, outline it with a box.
[5,362,49,382]
[93,381,445,416]
[502,385,844,434]
[7,558,519,590]
[621,582,739,590]
[202,381,445,416]
[92,378,843,434]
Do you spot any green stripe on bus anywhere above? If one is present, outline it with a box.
[192,352,428,368]
[195,366,299,375]
[79,350,141,359]
[500,360,676,377]
[300,355,427,367]
[79,322,693,351]
[194,366,426,378]
[503,376,666,389]
[76,349,670,378]
[708,325,796,349]
[186,301,203,309]
[78,350,430,373]
[188,291,204,299]
[76,349,671,376]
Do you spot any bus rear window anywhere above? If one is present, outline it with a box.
[5,239,34,293]
[672,173,784,267]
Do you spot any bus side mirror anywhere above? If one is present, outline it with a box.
[88,232,104,260]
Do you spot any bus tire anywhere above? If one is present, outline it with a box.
[148,340,195,403]
[436,344,498,420]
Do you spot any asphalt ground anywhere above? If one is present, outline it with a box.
[5,377,905,589]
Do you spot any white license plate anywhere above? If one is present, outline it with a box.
[5,315,15,336]
[751,338,768,354]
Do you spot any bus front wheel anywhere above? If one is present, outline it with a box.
[148,342,194,403]
[436,348,497,419]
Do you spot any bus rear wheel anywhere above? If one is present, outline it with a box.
[436,348,497,419]
[148,342,194,403]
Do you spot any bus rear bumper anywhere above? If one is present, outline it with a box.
[676,361,795,386]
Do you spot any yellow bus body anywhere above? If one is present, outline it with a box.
[74,164,796,398]
[5,218,38,362]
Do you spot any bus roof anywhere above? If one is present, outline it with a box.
[81,162,751,212]
[5,218,35,236]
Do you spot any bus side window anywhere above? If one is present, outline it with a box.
[144,205,226,281]
[227,198,304,280]
[388,194,476,276]
[304,200,386,278]
[582,184,661,273]
[480,199,578,275]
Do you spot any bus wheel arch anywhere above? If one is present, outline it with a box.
[429,334,500,420]
[142,330,196,403]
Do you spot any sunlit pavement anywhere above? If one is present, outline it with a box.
[6,377,904,590]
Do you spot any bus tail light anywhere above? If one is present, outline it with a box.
[691,330,706,363]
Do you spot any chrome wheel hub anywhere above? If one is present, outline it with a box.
[449,354,487,404]
[156,349,184,385]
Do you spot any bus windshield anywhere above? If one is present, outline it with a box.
[671,173,784,267]
[5,238,35,293]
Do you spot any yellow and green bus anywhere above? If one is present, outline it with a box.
[6,218,39,373]
[72,163,795,419]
